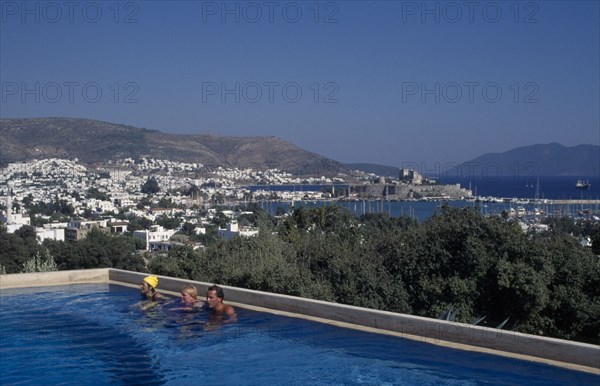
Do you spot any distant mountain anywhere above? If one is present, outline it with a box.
[0,117,349,176]
[447,143,599,177]
[2,120,597,178]
[347,143,599,178]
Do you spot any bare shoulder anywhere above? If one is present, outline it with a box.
[224,304,237,322]
[155,292,168,300]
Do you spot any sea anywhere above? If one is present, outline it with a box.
[437,176,600,200]
[246,176,600,222]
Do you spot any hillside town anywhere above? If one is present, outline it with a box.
[3,157,597,253]
[1,157,400,249]
[0,157,344,250]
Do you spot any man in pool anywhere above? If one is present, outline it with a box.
[140,275,166,301]
[205,285,236,321]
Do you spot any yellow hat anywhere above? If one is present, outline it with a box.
[143,276,158,288]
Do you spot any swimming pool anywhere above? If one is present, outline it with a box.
[1,284,598,385]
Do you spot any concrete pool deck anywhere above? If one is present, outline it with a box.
[1,268,598,374]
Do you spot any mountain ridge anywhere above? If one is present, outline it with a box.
[0,117,348,176]
[448,143,599,177]
[1,118,597,177]
[347,143,599,178]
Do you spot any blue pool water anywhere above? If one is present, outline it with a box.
[1,284,598,385]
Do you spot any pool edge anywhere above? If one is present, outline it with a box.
[0,269,109,288]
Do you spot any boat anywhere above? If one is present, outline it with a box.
[575,180,591,190]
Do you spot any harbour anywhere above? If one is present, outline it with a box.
[254,197,600,223]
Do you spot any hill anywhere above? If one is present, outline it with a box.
[347,143,599,178]
[2,119,597,178]
[447,143,599,177]
[0,117,349,176]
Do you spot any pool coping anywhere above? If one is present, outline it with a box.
[1,268,599,374]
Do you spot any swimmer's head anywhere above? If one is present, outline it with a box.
[143,276,158,289]
[182,285,197,299]
[207,285,224,300]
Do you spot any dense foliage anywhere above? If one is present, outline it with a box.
[0,226,146,273]
[141,177,160,194]
[149,205,600,344]
[1,225,41,273]
[2,206,599,344]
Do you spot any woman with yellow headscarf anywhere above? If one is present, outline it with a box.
[140,275,166,301]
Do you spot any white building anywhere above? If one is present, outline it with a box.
[86,199,117,213]
[218,221,259,241]
[36,227,65,243]
[114,197,135,208]
[65,220,109,240]
[2,212,31,233]
[1,189,31,233]
[134,225,177,251]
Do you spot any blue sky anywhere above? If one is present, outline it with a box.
[1,1,598,168]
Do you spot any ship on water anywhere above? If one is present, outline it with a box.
[575,180,591,190]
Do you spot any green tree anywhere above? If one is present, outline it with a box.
[531,233,600,343]
[136,196,152,210]
[211,211,229,229]
[157,215,181,230]
[45,229,146,272]
[181,222,197,236]
[393,205,543,326]
[157,197,175,208]
[15,225,37,240]
[126,215,153,231]
[141,177,160,195]
[148,245,200,279]
[590,223,600,255]
[22,250,58,273]
[22,194,34,210]
[87,187,109,201]
[193,231,317,297]
[0,225,43,273]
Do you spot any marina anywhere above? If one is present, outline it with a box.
[254,197,600,223]
[246,175,600,224]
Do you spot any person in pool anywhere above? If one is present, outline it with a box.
[205,285,236,322]
[140,275,166,301]
[180,284,198,305]
[177,284,201,312]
